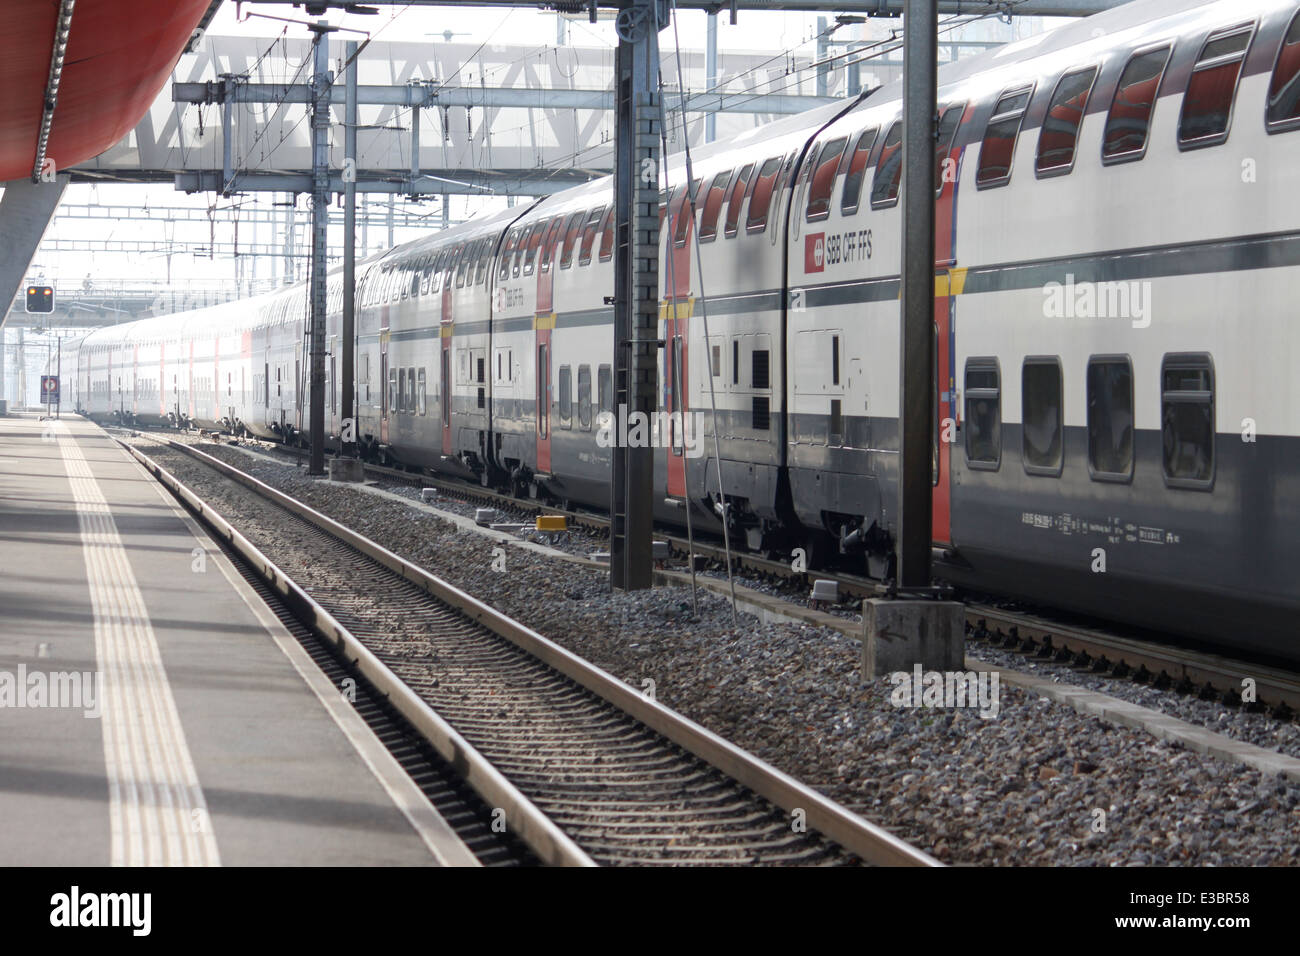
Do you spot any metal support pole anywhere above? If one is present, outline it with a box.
[816,16,829,98]
[610,0,665,592]
[56,334,61,419]
[410,99,420,184]
[705,11,718,143]
[221,74,234,195]
[308,22,333,476]
[897,0,937,590]
[342,39,358,458]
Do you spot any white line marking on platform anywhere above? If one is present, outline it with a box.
[132,440,479,866]
[55,423,221,866]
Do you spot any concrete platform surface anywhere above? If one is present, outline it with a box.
[0,413,473,866]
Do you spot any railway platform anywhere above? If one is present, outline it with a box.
[0,411,469,866]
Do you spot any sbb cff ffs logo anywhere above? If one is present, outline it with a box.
[805,233,825,274]
[26,285,54,313]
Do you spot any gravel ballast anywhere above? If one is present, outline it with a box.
[133,435,1300,866]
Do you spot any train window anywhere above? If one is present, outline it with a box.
[420,256,434,296]
[456,243,473,288]
[476,240,491,285]
[578,365,592,430]
[512,225,532,278]
[723,163,754,238]
[934,103,966,194]
[964,360,1001,469]
[1102,44,1173,163]
[397,367,407,414]
[832,335,840,386]
[1086,357,1135,480]
[1161,354,1215,487]
[746,156,783,234]
[711,344,721,377]
[1179,22,1254,148]
[526,220,552,276]
[553,210,579,267]
[578,206,604,265]
[978,86,1033,188]
[806,136,848,222]
[1022,358,1063,475]
[839,127,878,215]
[444,249,460,291]
[871,120,903,208]
[1036,66,1098,176]
[559,365,572,426]
[417,368,427,416]
[673,181,699,247]
[598,207,615,262]
[540,217,565,273]
[388,368,397,413]
[597,364,613,417]
[498,230,519,281]
[1268,9,1300,131]
[732,339,739,385]
[698,170,731,242]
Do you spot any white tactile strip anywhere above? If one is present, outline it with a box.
[55,422,220,866]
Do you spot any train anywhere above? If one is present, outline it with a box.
[68,0,1300,664]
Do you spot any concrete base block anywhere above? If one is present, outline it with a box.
[863,598,966,678]
[327,457,366,482]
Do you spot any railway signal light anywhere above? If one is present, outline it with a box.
[26,285,54,313]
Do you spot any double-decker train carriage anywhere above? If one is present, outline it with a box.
[75,0,1300,663]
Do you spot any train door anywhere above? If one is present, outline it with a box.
[534,218,562,475]
[664,186,694,499]
[536,340,550,474]
[440,245,460,455]
[379,328,389,445]
[931,101,968,548]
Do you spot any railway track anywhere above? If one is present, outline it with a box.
[120,433,935,867]
[145,429,1300,720]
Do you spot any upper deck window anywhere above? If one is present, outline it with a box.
[746,156,783,233]
[1267,9,1300,131]
[723,163,754,237]
[1179,22,1255,148]
[558,212,584,269]
[698,169,732,242]
[598,206,615,261]
[805,137,848,221]
[977,86,1033,188]
[870,120,903,208]
[839,127,878,215]
[934,103,966,194]
[1036,66,1098,175]
[498,229,519,281]
[578,206,604,265]
[1102,44,1173,162]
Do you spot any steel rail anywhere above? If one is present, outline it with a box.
[121,439,597,867]
[143,436,938,867]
